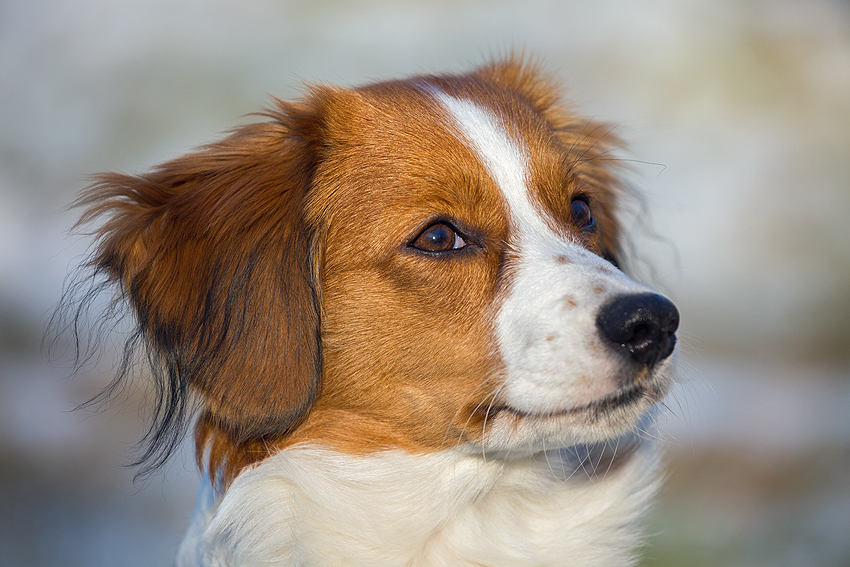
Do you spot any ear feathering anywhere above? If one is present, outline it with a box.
[61,97,327,477]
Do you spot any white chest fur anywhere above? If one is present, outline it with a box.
[178,441,661,567]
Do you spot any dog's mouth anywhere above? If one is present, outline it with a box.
[487,377,666,425]
[472,366,672,454]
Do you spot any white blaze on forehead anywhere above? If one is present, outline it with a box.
[435,90,657,445]
[433,92,552,238]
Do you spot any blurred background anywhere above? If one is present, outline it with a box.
[2,0,849,565]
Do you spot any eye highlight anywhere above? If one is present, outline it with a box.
[410,223,467,253]
[570,197,595,230]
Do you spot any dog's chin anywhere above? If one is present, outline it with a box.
[480,374,668,457]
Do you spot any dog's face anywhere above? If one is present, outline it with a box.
[80,61,677,481]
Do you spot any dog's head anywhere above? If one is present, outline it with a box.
[75,59,677,482]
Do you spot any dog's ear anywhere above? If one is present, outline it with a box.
[77,98,326,473]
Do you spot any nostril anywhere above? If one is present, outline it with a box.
[596,293,679,366]
[631,324,650,344]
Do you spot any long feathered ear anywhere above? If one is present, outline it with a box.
[72,98,325,476]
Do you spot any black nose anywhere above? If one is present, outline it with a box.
[596,293,679,366]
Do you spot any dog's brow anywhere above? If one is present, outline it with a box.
[433,92,551,240]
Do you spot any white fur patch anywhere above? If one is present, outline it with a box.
[178,443,661,567]
[433,93,549,237]
[434,92,662,451]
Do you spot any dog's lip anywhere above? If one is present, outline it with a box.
[489,381,658,421]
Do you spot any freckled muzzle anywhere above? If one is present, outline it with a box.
[595,293,679,368]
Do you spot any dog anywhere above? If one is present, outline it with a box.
[68,58,678,566]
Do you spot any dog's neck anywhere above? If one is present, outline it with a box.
[178,437,660,567]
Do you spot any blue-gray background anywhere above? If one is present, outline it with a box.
[2,1,849,565]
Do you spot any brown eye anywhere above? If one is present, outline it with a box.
[411,223,466,252]
[571,197,594,230]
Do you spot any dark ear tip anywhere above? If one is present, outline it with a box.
[201,320,322,448]
[229,388,318,442]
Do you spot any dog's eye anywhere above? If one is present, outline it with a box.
[571,197,595,230]
[411,223,466,252]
